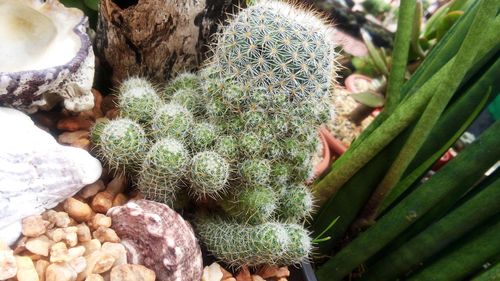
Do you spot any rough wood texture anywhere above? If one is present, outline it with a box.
[96,0,241,85]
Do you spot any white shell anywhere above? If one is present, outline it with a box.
[0,107,102,245]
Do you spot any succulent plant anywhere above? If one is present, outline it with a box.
[220,185,277,224]
[171,88,205,117]
[118,77,163,124]
[151,103,194,139]
[196,217,312,267]
[276,184,314,223]
[138,138,190,206]
[164,72,201,98]
[211,1,337,101]
[92,118,148,174]
[189,122,219,151]
[189,151,230,198]
[214,135,239,160]
[239,159,271,186]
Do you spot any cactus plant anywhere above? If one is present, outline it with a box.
[118,77,163,124]
[92,118,148,174]
[90,0,339,268]
[211,1,337,101]
[189,151,230,198]
[196,217,312,267]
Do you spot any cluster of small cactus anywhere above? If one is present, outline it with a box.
[91,0,337,268]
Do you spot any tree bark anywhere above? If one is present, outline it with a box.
[95,0,242,85]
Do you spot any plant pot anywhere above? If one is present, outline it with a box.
[320,126,348,157]
[344,73,374,93]
[313,130,332,179]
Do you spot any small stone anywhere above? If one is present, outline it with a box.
[35,260,49,281]
[92,227,120,243]
[235,266,251,281]
[45,263,77,281]
[51,212,72,228]
[224,278,237,281]
[276,267,290,278]
[58,130,90,146]
[101,242,127,266]
[47,227,78,247]
[79,181,106,199]
[112,193,128,207]
[85,274,104,281]
[202,262,223,281]
[22,215,49,237]
[25,235,51,256]
[81,239,101,255]
[251,275,265,281]
[57,117,93,132]
[50,242,69,263]
[0,248,17,280]
[90,214,112,230]
[68,246,86,260]
[64,198,93,222]
[110,264,155,281]
[85,250,115,274]
[15,255,38,281]
[69,256,87,273]
[105,175,127,196]
[277,278,288,281]
[76,224,92,243]
[91,192,114,214]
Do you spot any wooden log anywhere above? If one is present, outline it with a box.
[95,0,241,85]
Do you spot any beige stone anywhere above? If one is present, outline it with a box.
[64,198,93,222]
[110,264,155,281]
[68,246,86,260]
[69,256,87,274]
[91,192,114,214]
[49,242,69,263]
[57,117,93,132]
[85,251,115,274]
[80,181,106,199]
[35,260,49,281]
[45,263,77,281]
[101,243,127,266]
[90,214,112,230]
[81,239,101,256]
[15,256,39,281]
[92,227,120,243]
[251,275,265,281]
[48,227,78,247]
[25,235,51,256]
[76,224,92,243]
[85,274,104,281]
[52,212,72,228]
[202,262,223,281]
[112,193,128,207]
[105,176,126,196]
[0,249,17,280]
[22,216,49,237]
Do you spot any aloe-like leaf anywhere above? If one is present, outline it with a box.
[84,0,99,11]
[351,91,385,108]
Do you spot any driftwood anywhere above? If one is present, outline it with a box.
[95,0,241,85]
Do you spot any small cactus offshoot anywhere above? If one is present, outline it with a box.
[118,77,163,124]
[196,217,312,267]
[151,103,194,139]
[276,184,314,223]
[93,118,148,174]
[220,185,277,224]
[189,151,230,198]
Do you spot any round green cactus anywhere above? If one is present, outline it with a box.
[220,185,277,224]
[164,72,201,98]
[89,118,109,146]
[270,162,292,186]
[239,132,263,157]
[239,159,271,186]
[196,217,312,266]
[93,118,148,173]
[170,88,204,116]
[212,1,337,101]
[189,151,230,198]
[276,184,314,223]
[214,135,239,160]
[151,103,194,139]
[190,122,219,151]
[118,77,163,124]
[138,138,189,206]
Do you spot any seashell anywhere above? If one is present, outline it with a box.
[0,0,95,113]
[108,199,203,281]
[0,107,102,245]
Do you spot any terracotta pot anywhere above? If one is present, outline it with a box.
[313,130,332,179]
[320,126,348,157]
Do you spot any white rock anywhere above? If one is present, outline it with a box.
[0,107,102,245]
